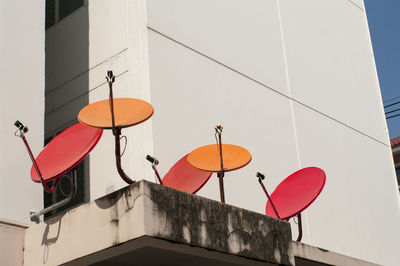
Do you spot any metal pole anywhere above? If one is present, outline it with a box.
[30,169,78,223]
[257,173,281,219]
[296,214,303,242]
[216,124,225,203]
[107,71,135,184]
[113,129,134,184]
[152,166,163,185]
[107,71,117,135]
[146,155,163,185]
[16,126,60,192]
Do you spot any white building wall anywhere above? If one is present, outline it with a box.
[0,0,44,225]
[146,0,400,265]
[0,222,25,266]
[41,0,400,264]
[88,0,154,199]
[45,0,153,200]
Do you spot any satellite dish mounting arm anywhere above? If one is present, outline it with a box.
[14,121,77,223]
[30,170,77,223]
[215,124,226,203]
[14,121,60,192]
[256,172,281,219]
[106,71,135,184]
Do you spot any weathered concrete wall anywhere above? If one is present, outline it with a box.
[24,183,146,266]
[0,0,44,225]
[144,182,294,265]
[0,222,26,266]
[24,180,293,265]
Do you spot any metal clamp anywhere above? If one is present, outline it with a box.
[146,155,163,185]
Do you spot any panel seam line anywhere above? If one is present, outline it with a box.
[147,26,388,147]
[277,0,312,243]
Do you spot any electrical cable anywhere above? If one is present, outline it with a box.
[385,107,400,115]
[387,113,400,120]
[383,95,400,104]
[120,135,127,157]
[384,101,400,109]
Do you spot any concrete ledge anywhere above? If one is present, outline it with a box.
[24,180,294,265]
[143,180,294,265]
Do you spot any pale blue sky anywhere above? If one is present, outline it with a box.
[365,0,400,138]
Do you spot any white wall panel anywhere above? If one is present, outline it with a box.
[88,0,153,199]
[148,31,299,213]
[88,0,128,68]
[0,223,25,266]
[279,0,388,144]
[88,72,149,200]
[147,0,289,94]
[0,0,44,225]
[147,1,400,264]
[293,102,400,265]
[45,0,153,200]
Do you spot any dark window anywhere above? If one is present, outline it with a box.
[396,167,400,190]
[43,134,90,219]
[46,0,84,29]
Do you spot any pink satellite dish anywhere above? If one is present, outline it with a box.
[257,167,326,241]
[146,154,212,194]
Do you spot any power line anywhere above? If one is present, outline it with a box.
[387,113,400,120]
[384,101,400,109]
[383,95,400,104]
[385,107,400,115]
[384,95,400,103]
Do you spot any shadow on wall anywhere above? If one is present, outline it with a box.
[43,0,89,219]
[41,213,65,264]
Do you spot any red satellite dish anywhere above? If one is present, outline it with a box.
[162,154,212,194]
[257,167,325,241]
[14,121,102,222]
[31,122,103,183]
[265,167,326,220]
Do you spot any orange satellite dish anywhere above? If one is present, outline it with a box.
[77,71,154,184]
[78,98,153,129]
[187,144,251,172]
[188,143,251,203]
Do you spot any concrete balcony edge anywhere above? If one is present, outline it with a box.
[24,180,294,266]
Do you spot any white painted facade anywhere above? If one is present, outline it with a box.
[45,0,154,200]
[1,0,399,265]
[0,222,25,266]
[0,0,44,225]
[146,1,400,265]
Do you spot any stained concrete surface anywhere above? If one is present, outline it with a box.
[25,180,294,265]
